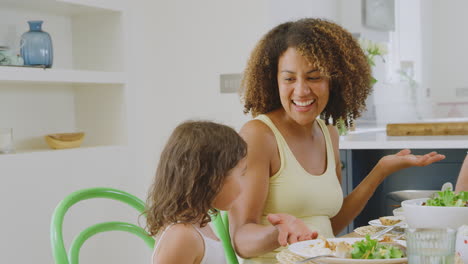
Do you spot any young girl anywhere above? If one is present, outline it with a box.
[145,120,247,264]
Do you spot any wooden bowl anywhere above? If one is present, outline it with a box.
[44,132,85,149]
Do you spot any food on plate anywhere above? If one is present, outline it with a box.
[379,216,403,226]
[300,235,405,259]
[423,189,468,207]
[351,235,405,259]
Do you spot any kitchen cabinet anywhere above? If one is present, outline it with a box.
[338,149,355,236]
[350,148,465,228]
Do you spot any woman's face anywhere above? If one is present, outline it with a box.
[212,158,246,211]
[277,47,330,126]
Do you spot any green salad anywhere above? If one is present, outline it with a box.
[351,235,404,259]
[424,189,468,207]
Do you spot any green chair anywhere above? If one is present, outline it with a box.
[211,211,239,264]
[50,187,155,264]
[51,187,239,264]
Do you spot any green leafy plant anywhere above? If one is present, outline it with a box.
[425,189,468,207]
[359,39,388,86]
[351,235,404,259]
[336,118,348,136]
[337,39,388,136]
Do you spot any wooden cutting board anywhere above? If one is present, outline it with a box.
[386,122,468,136]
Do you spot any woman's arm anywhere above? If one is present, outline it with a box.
[229,120,315,258]
[327,126,446,235]
[229,120,281,258]
[455,153,468,192]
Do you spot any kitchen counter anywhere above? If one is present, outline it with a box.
[339,128,468,149]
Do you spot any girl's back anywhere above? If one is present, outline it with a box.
[152,223,226,264]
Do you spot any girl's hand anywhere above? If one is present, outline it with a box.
[378,149,446,176]
[267,213,318,247]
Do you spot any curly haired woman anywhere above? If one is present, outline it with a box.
[229,18,446,263]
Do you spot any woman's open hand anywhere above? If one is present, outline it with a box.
[378,149,446,175]
[267,213,318,247]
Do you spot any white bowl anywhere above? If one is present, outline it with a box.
[401,198,468,229]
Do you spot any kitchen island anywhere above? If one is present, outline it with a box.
[337,126,467,234]
[340,127,468,149]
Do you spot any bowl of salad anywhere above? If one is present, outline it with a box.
[401,189,468,229]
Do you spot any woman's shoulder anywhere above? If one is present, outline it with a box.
[239,118,278,161]
[239,116,274,139]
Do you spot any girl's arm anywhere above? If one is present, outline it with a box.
[153,224,203,264]
[327,126,446,235]
[229,120,315,258]
[455,153,468,192]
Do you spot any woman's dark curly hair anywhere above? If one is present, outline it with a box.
[241,18,372,127]
[145,120,247,236]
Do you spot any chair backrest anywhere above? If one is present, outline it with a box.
[50,187,155,264]
[211,211,239,264]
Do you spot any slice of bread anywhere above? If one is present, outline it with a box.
[379,216,403,226]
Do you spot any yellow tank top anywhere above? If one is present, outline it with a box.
[243,115,343,264]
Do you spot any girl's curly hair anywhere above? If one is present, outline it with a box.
[241,18,372,127]
[145,120,247,236]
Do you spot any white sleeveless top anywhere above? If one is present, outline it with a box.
[152,223,227,264]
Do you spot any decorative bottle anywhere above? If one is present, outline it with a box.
[20,20,53,68]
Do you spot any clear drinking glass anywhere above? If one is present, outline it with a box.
[0,128,14,154]
[406,228,457,264]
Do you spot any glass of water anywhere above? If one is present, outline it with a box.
[0,128,14,154]
[406,228,456,264]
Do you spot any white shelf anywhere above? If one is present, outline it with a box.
[1,0,124,15]
[0,67,126,85]
[0,145,128,163]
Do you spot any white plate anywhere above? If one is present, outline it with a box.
[368,219,387,227]
[368,219,408,229]
[288,238,407,264]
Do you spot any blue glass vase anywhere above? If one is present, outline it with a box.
[20,20,53,68]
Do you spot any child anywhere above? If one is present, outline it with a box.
[145,120,247,264]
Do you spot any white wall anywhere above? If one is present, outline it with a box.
[429,0,468,117]
[132,0,269,201]
[267,0,338,27]
[132,0,349,198]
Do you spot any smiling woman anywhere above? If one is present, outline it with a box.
[277,48,330,126]
[229,18,446,264]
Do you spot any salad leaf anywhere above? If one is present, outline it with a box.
[425,189,468,207]
[351,235,404,259]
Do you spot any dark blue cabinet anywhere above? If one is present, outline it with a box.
[348,149,465,229]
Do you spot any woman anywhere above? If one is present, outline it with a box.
[456,152,468,192]
[229,18,445,263]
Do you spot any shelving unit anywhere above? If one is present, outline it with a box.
[1,2,136,264]
[0,0,128,154]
